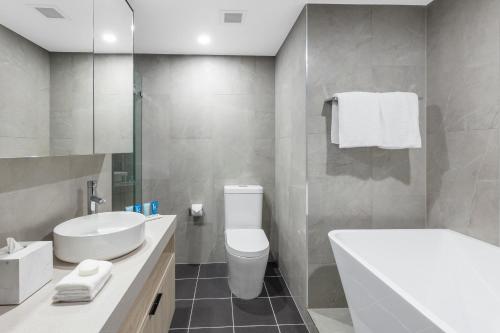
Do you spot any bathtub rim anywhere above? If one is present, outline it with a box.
[329,229,460,333]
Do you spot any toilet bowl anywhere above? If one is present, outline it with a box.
[224,185,269,299]
[225,228,269,299]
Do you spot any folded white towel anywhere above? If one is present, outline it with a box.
[53,259,112,302]
[331,92,381,148]
[378,92,421,149]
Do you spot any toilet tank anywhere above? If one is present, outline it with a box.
[224,185,263,229]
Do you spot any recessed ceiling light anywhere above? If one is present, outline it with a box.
[197,34,211,45]
[102,33,117,43]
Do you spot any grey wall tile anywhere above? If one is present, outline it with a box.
[275,6,308,321]
[305,4,427,308]
[0,24,50,158]
[0,154,112,247]
[137,54,275,264]
[94,54,134,154]
[427,0,500,246]
[49,53,93,155]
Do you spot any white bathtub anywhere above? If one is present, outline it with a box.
[329,229,500,333]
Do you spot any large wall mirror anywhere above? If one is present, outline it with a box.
[0,0,133,158]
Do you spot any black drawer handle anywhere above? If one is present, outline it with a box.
[149,293,163,316]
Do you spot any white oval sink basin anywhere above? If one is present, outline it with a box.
[54,212,145,263]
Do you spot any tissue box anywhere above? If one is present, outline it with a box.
[0,241,53,305]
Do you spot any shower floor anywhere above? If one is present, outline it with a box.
[170,262,308,333]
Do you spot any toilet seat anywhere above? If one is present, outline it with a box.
[225,228,269,258]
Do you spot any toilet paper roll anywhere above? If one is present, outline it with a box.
[190,204,203,217]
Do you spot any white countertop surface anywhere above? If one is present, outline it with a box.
[0,215,176,333]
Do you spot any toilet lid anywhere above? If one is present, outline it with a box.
[225,229,269,258]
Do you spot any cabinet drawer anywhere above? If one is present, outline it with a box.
[120,237,175,333]
[139,255,175,333]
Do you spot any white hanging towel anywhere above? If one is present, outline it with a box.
[378,92,421,149]
[331,92,381,148]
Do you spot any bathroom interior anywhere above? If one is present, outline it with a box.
[0,0,499,332]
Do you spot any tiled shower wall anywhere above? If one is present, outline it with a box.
[275,7,308,320]
[305,4,427,308]
[136,55,275,264]
[427,0,500,245]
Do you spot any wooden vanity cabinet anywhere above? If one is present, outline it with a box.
[120,237,175,333]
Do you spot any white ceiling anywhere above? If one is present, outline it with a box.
[0,0,433,55]
[0,0,132,53]
[131,0,433,56]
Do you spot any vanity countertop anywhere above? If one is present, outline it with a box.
[0,215,176,333]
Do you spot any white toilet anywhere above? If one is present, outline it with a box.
[224,185,269,300]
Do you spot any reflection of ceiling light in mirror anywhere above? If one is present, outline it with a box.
[197,34,211,45]
[102,33,117,43]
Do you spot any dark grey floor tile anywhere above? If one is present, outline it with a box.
[176,278,197,299]
[259,284,268,297]
[234,285,267,298]
[279,325,308,333]
[169,330,188,333]
[232,298,276,326]
[270,297,303,325]
[264,277,290,297]
[235,325,280,333]
[170,300,192,329]
[190,299,233,328]
[265,262,281,277]
[189,328,233,333]
[199,263,228,278]
[176,264,200,279]
[196,278,231,298]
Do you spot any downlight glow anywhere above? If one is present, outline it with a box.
[102,33,117,43]
[197,34,211,45]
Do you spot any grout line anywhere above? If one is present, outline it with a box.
[186,264,201,331]
[176,275,281,281]
[177,261,227,264]
[176,296,295,301]
[277,271,309,333]
[230,280,235,333]
[173,324,308,330]
[263,281,282,333]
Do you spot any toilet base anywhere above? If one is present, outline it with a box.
[227,250,269,300]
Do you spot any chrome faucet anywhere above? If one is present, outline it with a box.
[87,180,106,214]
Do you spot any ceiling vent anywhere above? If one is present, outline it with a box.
[35,7,64,19]
[222,11,244,24]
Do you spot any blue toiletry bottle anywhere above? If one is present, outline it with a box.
[151,200,159,215]
[134,203,142,214]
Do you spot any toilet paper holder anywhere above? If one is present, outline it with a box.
[189,204,204,217]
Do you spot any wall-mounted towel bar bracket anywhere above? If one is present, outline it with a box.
[325,95,424,104]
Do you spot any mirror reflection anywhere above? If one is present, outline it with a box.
[0,0,133,158]
[0,1,94,158]
[94,0,134,154]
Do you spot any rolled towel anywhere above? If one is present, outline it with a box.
[53,259,112,302]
